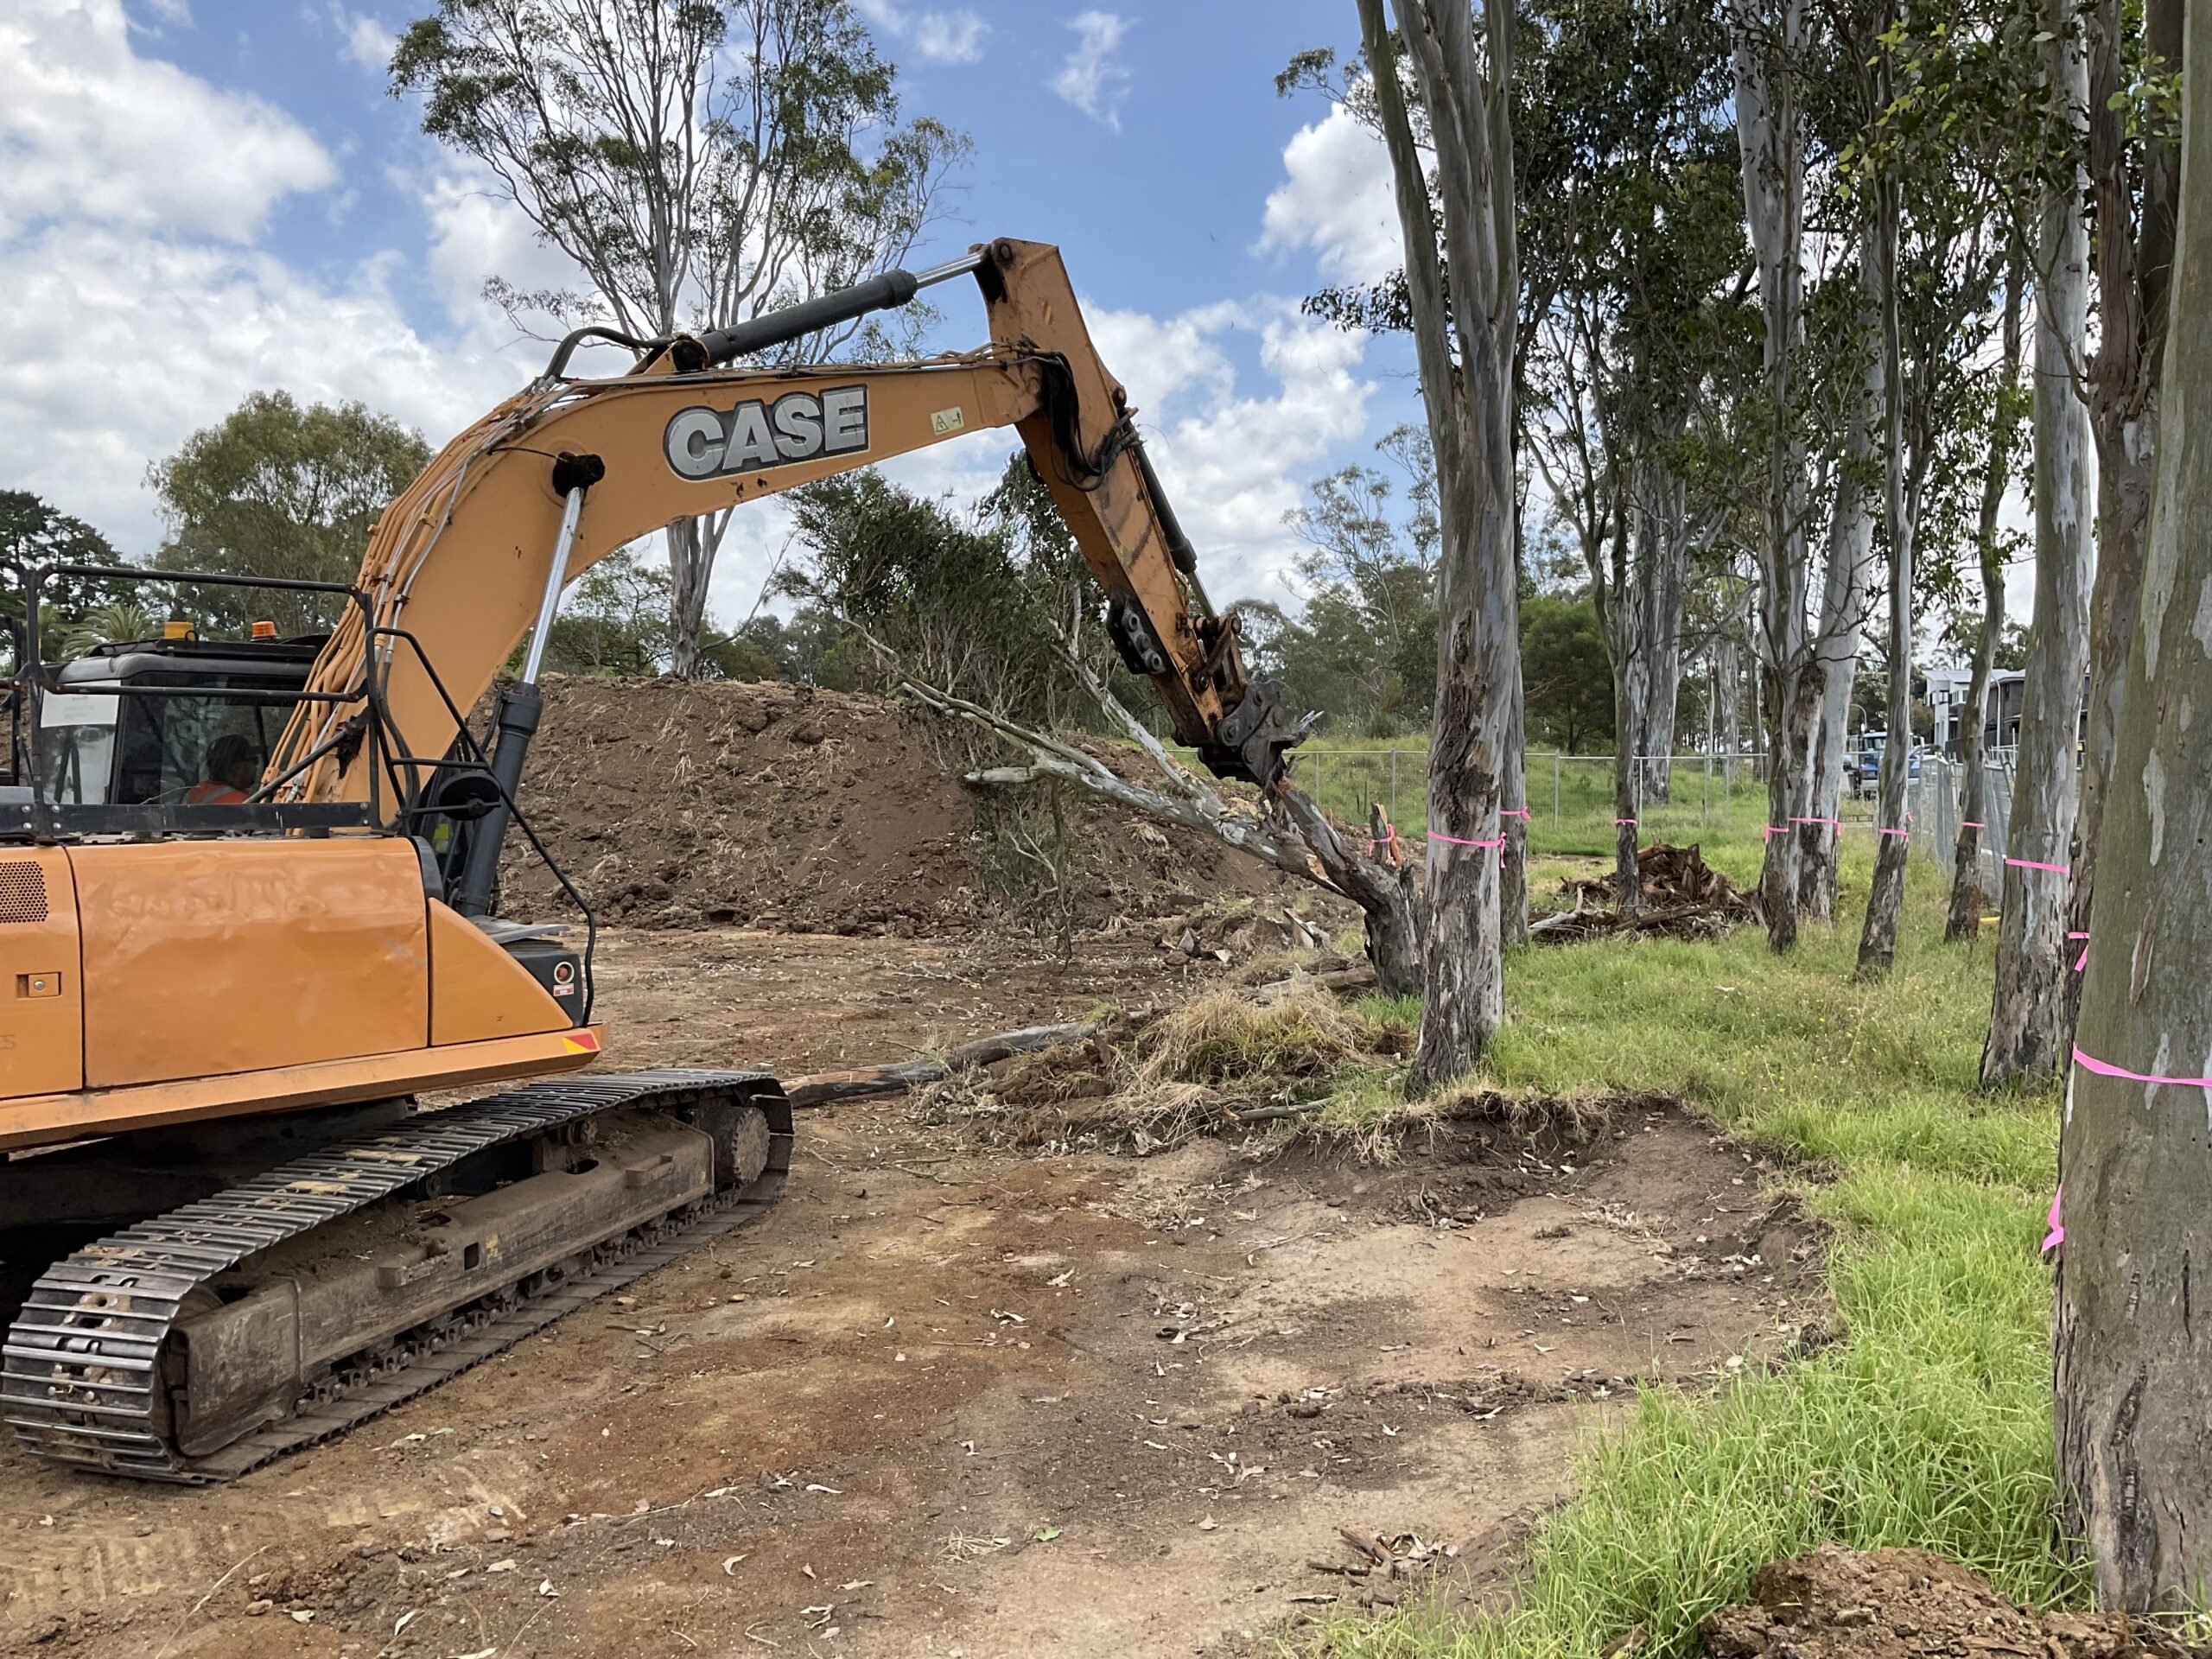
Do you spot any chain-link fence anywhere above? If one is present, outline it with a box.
[1909,752,2018,889]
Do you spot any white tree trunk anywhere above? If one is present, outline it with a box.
[1633,455,1689,804]
[1803,247,1880,922]
[1856,154,1915,978]
[1360,0,1520,1087]
[1948,258,2027,942]
[1984,0,2093,1080]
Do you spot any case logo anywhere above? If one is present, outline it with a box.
[664,386,869,481]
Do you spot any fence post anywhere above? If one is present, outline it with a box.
[1553,752,1561,825]
[1390,747,1398,824]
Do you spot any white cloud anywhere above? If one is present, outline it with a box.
[0,0,334,243]
[334,5,397,73]
[1051,11,1133,132]
[854,0,988,65]
[1129,302,1374,606]
[0,4,518,551]
[1259,101,1400,288]
[0,229,512,553]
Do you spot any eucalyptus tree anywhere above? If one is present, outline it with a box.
[1839,0,2026,976]
[2053,3,2212,1602]
[1983,0,2092,1081]
[2065,0,2181,1037]
[1945,255,2027,942]
[1351,0,1522,1085]
[1727,0,1820,950]
[392,0,964,675]
[1513,0,1743,912]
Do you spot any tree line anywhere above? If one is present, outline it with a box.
[1326,0,2208,1619]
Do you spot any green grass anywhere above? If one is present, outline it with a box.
[1298,825,2077,1658]
[1172,735,1852,861]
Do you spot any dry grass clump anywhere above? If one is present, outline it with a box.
[917,982,1385,1153]
[1136,983,1363,1086]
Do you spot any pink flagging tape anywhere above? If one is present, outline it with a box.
[1789,816,1841,827]
[1502,808,1531,819]
[1877,827,1909,838]
[1614,818,1638,826]
[2005,855,2071,875]
[2043,1185,2063,1255]
[2073,1046,2212,1090]
[2069,931,2089,972]
[1368,827,1401,858]
[1427,830,1504,849]
[1961,820,1986,829]
[1762,825,1789,839]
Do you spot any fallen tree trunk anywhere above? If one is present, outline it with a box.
[784,1020,1104,1109]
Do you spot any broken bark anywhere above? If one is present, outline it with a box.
[1361,0,1522,1086]
[1730,0,1814,953]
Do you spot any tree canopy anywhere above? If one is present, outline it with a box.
[145,391,430,636]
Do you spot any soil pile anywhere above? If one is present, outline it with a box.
[1700,1546,2204,1659]
[499,675,1323,936]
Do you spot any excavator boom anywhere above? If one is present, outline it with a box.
[272,238,1297,820]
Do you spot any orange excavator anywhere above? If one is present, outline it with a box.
[0,238,1297,1482]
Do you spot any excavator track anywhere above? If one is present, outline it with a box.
[0,1068,790,1484]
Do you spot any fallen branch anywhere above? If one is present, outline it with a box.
[783,1020,1105,1109]
[841,615,1423,995]
[1227,1100,1330,1125]
[1528,893,1587,936]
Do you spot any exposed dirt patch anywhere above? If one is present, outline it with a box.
[1700,1544,2207,1658]
[500,677,1325,935]
[0,931,1822,1659]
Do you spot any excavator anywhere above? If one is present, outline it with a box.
[0,238,1298,1483]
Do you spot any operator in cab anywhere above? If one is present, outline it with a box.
[184,733,262,804]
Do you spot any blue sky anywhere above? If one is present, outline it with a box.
[0,0,1417,627]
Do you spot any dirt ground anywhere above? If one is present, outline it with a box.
[1698,1543,2206,1658]
[0,929,1822,1659]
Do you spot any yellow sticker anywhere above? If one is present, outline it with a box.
[930,406,965,435]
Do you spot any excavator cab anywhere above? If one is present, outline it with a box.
[33,632,318,810]
[1,562,601,1128]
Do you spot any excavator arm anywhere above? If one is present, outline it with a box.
[272,238,1299,840]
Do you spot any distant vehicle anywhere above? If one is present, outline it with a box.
[1851,731,1919,798]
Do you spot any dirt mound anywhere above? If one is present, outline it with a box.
[498,676,1324,936]
[1700,1545,2202,1659]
